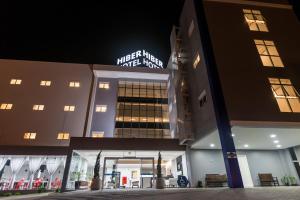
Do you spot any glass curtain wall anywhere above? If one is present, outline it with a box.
[115,80,170,138]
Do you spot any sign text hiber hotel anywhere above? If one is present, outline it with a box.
[116,50,164,69]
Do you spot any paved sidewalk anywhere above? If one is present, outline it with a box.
[0,192,50,200]
[6,187,300,200]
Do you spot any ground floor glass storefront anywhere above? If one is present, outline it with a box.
[66,150,187,190]
[0,155,66,191]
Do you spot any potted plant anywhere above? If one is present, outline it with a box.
[289,176,298,186]
[91,151,102,190]
[281,175,290,186]
[74,171,81,190]
[156,152,165,189]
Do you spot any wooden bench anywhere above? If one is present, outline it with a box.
[132,181,139,188]
[258,173,279,186]
[205,174,227,187]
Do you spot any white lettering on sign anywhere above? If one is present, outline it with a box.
[116,50,164,69]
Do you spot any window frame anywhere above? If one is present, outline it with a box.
[243,9,268,32]
[64,105,75,112]
[57,132,70,140]
[92,131,104,138]
[69,81,80,88]
[33,104,45,111]
[95,105,107,112]
[24,132,36,140]
[193,53,201,69]
[10,79,22,85]
[99,82,110,89]
[40,80,52,86]
[0,103,13,110]
[269,78,300,113]
[255,40,284,68]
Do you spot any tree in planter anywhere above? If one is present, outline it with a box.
[74,171,81,190]
[91,151,102,190]
[156,152,165,189]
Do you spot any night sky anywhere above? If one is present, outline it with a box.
[0,1,184,67]
[1,1,298,68]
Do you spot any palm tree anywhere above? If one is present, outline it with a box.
[156,152,164,189]
[91,151,102,190]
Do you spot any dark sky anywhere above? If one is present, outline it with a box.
[0,1,184,67]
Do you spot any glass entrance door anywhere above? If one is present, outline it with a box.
[102,157,154,189]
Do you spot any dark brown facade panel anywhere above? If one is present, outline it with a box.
[0,59,92,146]
[205,0,292,8]
[0,145,69,155]
[69,137,186,151]
[203,0,300,122]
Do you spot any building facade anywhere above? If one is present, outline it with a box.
[169,0,300,188]
[0,60,187,191]
[1,0,300,192]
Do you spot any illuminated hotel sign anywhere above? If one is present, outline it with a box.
[116,50,164,69]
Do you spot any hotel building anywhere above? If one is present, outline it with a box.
[170,0,300,188]
[0,0,300,191]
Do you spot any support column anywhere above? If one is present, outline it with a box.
[185,146,193,185]
[193,0,243,188]
[61,149,73,192]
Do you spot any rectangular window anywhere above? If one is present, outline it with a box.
[57,132,70,140]
[33,104,45,111]
[69,81,80,88]
[243,9,268,32]
[193,53,201,69]
[64,105,75,112]
[95,105,107,112]
[99,82,110,89]
[199,90,207,108]
[188,20,194,37]
[92,131,104,138]
[0,103,13,110]
[24,132,36,140]
[269,78,300,113]
[255,40,284,67]
[10,79,22,85]
[40,80,51,86]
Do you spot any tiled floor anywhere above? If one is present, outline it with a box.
[8,187,300,200]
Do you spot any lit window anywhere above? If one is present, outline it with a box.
[64,105,75,112]
[95,105,107,112]
[198,90,207,108]
[40,80,51,86]
[57,132,70,140]
[24,132,36,140]
[269,78,300,113]
[10,79,22,85]
[193,53,201,69]
[92,131,104,138]
[69,81,80,88]
[99,82,110,89]
[33,105,44,111]
[0,103,13,110]
[243,9,268,32]
[188,20,194,37]
[254,40,284,67]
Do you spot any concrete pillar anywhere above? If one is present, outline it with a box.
[193,0,243,188]
[61,149,73,192]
